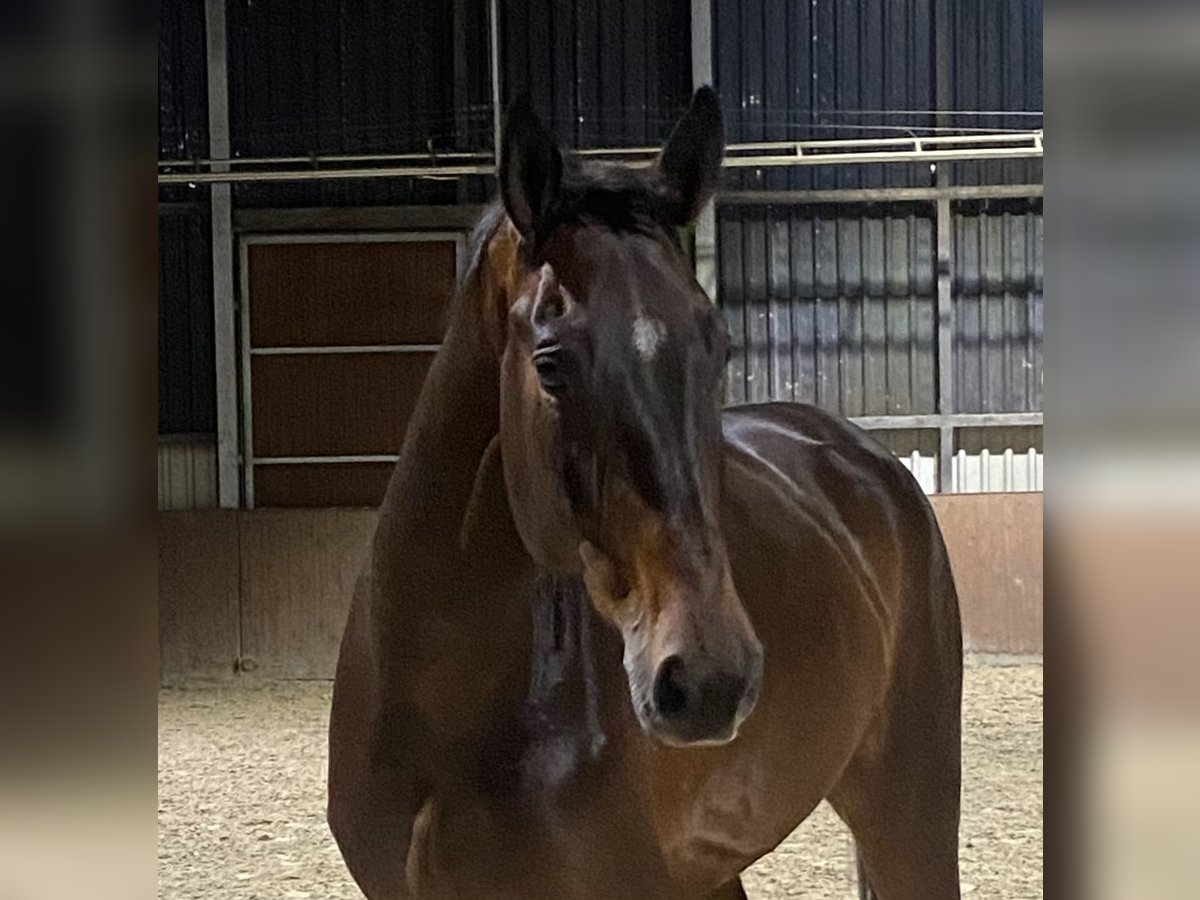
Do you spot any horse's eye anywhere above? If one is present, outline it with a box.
[611,572,631,602]
[532,344,566,394]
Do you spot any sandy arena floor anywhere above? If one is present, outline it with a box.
[158,664,1042,899]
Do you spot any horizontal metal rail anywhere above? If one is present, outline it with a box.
[722,146,1039,168]
[719,184,1043,204]
[158,150,494,169]
[245,414,1041,477]
[161,164,492,185]
[161,131,1041,169]
[250,345,440,355]
[253,455,400,465]
[849,412,1043,431]
[159,130,1043,186]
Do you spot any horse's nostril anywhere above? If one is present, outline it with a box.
[650,656,752,742]
[653,655,689,719]
[532,344,566,392]
[697,672,746,725]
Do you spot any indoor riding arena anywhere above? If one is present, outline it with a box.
[159,2,1043,898]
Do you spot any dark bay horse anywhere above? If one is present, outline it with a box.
[328,88,963,900]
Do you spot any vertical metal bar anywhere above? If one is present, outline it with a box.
[206,0,239,507]
[939,423,955,494]
[239,239,255,508]
[691,0,713,86]
[489,0,503,163]
[934,0,955,492]
[936,196,954,492]
[691,0,717,301]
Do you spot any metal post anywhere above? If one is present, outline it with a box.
[691,0,717,300]
[936,196,954,493]
[934,0,955,493]
[206,0,239,507]
[488,0,503,163]
[690,0,713,91]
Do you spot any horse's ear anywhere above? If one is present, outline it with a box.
[500,94,563,241]
[653,86,724,225]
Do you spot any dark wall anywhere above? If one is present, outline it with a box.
[718,203,937,413]
[712,1,1043,424]
[158,0,208,162]
[714,0,1043,192]
[948,0,1044,186]
[158,201,215,435]
[156,0,1044,438]
[226,0,494,208]
[158,0,1044,190]
[715,0,935,191]
[718,197,1042,424]
[952,201,1043,415]
[501,0,694,148]
[158,0,214,437]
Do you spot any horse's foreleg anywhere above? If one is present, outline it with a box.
[828,645,962,900]
[702,875,748,900]
[855,843,876,900]
[327,773,421,900]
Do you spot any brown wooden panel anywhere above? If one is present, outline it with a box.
[930,492,1043,655]
[239,509,378,678]
[158,511,241,681]
[254,463,394,508]
[251,352,432,457]
[248,240,456,346]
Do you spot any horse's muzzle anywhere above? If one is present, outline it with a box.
[646,647,763,746]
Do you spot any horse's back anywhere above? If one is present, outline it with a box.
[733,400,964,696]
[720,401,954,615]
[721,402,934,531]
[715,402,963,899]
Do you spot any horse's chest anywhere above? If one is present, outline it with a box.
[410,745,652,900]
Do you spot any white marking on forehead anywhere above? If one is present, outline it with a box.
[632,312,666,360]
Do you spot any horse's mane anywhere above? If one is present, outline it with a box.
[455,158,680,302]
[456,199,509,300]
[546,158,679,239]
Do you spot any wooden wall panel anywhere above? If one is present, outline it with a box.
[158,511,241,681]
[930,492,1043,655]
[158,494,1043,681]
[254,462,394,508]
[248,240,456,347]
[250,352,433,457]
[238,509,377,678]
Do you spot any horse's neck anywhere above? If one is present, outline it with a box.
[369,272,506,608]
[363,240,625,753]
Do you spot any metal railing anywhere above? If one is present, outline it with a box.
[158,130,1043,186]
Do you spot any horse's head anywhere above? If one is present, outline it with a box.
[490,88,762,747]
